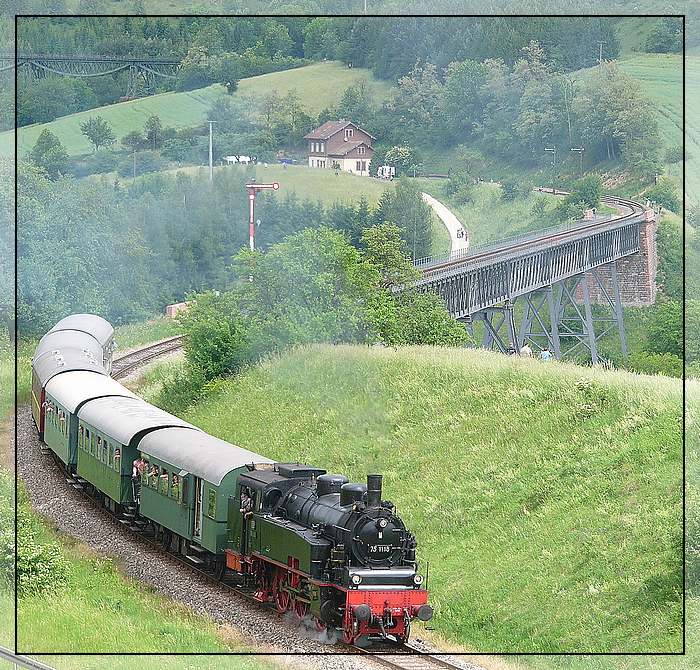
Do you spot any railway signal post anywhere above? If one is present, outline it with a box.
[245,182,280,251]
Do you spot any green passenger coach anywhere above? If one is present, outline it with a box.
[76,396,195,510]
[137,427,274,556]
[43,370,137,471]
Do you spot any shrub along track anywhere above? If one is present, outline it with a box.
[16,344,486,669]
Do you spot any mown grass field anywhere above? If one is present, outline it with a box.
[4,61,395,158]
[145,345,684,653]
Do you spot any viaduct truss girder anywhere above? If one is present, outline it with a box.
[413,197,650,364]
[1,54,179,95]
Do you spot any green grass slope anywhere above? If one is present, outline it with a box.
[617,54,682,153]
[166,345,682,653]
[4,61,394,157]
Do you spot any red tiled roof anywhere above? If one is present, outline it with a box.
[328,141,374,157]
[304,120,376,141]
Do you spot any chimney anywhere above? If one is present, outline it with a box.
[366,474,382,508]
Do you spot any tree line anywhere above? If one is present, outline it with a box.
[15,160,434,337]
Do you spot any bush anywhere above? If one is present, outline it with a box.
[627,351,682,378]
[645,177,681,213]
[116,150,168,178]
[70,150,118,178]
[664,145,683,164]
[2,482,69,597]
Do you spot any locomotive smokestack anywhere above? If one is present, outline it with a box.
[366,474,382,508]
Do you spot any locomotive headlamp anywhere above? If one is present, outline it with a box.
[351,574,363,585]
[377,518,388,529]
[413,574,424,585]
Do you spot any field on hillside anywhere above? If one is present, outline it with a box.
[686,57,700,204]
[146,345,683,653]
[513,381,700,669]
[4,61,394,158]
[414,180,562,246]
[617,55,682,153]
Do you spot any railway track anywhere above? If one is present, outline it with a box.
[0,645,55,670]
[111,335,184,379]
[354,641,474,670]
[417,192,647,281]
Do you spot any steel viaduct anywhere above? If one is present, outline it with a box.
[0,54,179,97]
[411,192,658,364]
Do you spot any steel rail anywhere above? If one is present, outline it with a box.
[352,641,474,670]
[0,645,56,670]
[111,335,184,379]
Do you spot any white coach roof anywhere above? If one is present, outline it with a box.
[45,370,137,413]
[33,330,108,386]
[139,427,274,486]
[77,396,198,447]
[49,314,114,347]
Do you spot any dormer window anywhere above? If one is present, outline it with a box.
[358,146,365,155]
[344,128,354,140]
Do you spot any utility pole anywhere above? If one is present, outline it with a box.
[363,0,367,14]
[245,182,280,252]
[571,146,585,179]
[206,120,216,182]
[597,40,605,67]
[544,146,557,193]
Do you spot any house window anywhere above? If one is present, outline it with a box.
[358,146,365,155]
[345,128,354,140]
[320,142,325,153]
[361,160,367,172]
[356,161,362,172]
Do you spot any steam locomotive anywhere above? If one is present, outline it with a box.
[32,315,432,645]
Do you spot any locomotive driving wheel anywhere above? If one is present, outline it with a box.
[312,616,327,632]
[273,571,291,613]
[341,617,356,645]
[293,599,309,620]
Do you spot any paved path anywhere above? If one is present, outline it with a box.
[421,192,468,255]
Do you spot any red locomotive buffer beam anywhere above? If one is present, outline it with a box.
[245,182,279,251]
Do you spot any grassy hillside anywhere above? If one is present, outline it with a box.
[510,381,700,669]
[617,54,682,153]
[144,345,683,653]
[4,61,394,157]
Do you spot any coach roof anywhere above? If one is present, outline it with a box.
[139,427,274,486]
[49,314,114,347]
[46,370,137,413]
[33,331,107,386]
[78,396,198,447]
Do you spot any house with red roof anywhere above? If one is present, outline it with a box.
[303,120,375,177]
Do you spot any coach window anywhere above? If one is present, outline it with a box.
[79,425,84,447]
[114,448,121,471]
[207,489,217,518]
[84,429,90,451]
[108,443,114,468]
[160,469,169,495]
[171,474,180,500]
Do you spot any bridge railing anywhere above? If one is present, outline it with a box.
[413,215,615,269]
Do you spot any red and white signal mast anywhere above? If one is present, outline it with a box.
[245,182,280,251]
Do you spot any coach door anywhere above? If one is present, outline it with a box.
[193,477,203,541]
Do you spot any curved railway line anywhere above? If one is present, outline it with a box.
[111,334,184,379]
[416,192,647,281]
[21,339,483,669]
